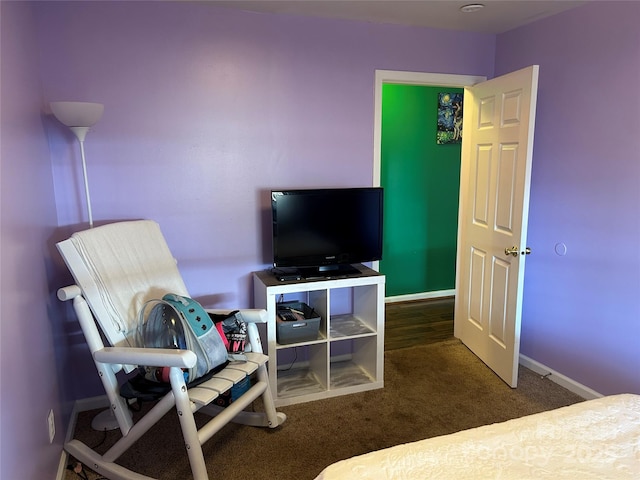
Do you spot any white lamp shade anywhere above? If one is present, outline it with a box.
[50,101,104,128]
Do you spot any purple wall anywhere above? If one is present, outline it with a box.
[1,2,496,478]
[32,0,493,407]
[496,2,640,395]
[3,1,637,478]
[0,3,65,479]
[35,1,494,309]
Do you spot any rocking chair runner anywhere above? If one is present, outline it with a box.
[57,220,286,480]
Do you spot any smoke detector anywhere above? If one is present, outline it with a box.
[460,4,485,13]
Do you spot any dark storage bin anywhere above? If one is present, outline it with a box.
[276,301,321,344]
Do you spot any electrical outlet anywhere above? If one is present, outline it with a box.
[47,409,55,444]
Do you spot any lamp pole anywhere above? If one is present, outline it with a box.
[69,125,94,228]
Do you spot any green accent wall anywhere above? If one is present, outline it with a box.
[380,84,463,297]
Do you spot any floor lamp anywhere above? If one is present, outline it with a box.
[51,101,119,431]
[50,101,104,228]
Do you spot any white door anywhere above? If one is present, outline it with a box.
[454,65,539,387]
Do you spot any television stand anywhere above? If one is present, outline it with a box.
[272,264,362,281]
[299,264,360,280]
[253,264,385,406]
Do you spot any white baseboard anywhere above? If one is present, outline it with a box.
[385,289,455,303]
[73,394,111,413]
[519,354,602,400]
[56,448,68,480]
[56,395,111,480]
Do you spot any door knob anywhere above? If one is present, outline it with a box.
[505,246,532,257]
[505,246,519,257]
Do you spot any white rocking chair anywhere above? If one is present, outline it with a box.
[57,220,286,480]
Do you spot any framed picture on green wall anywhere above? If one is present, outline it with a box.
[437,92,463,144]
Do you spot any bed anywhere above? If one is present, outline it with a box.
[314,393,640,479]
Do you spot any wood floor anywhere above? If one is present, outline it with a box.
[384,296,455,351]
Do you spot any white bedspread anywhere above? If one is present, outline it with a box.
[315,394,640,480]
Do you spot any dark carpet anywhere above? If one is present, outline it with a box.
[65,338,584,480]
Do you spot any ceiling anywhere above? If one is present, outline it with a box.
[208,0,588,34]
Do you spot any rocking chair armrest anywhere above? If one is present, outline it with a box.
[205,308,267,324]
[94,347,197,369]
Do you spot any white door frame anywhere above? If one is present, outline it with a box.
[373,70,487,186]
[372,70,486,285]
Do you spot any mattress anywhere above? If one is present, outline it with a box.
[314,394,640,480]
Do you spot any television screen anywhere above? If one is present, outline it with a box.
[271,187,383,277]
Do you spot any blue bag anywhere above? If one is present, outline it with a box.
[137,294,229,383]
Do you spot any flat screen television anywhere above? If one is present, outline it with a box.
[271,187,383,278]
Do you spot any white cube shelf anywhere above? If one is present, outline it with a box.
[253,264,385,407]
